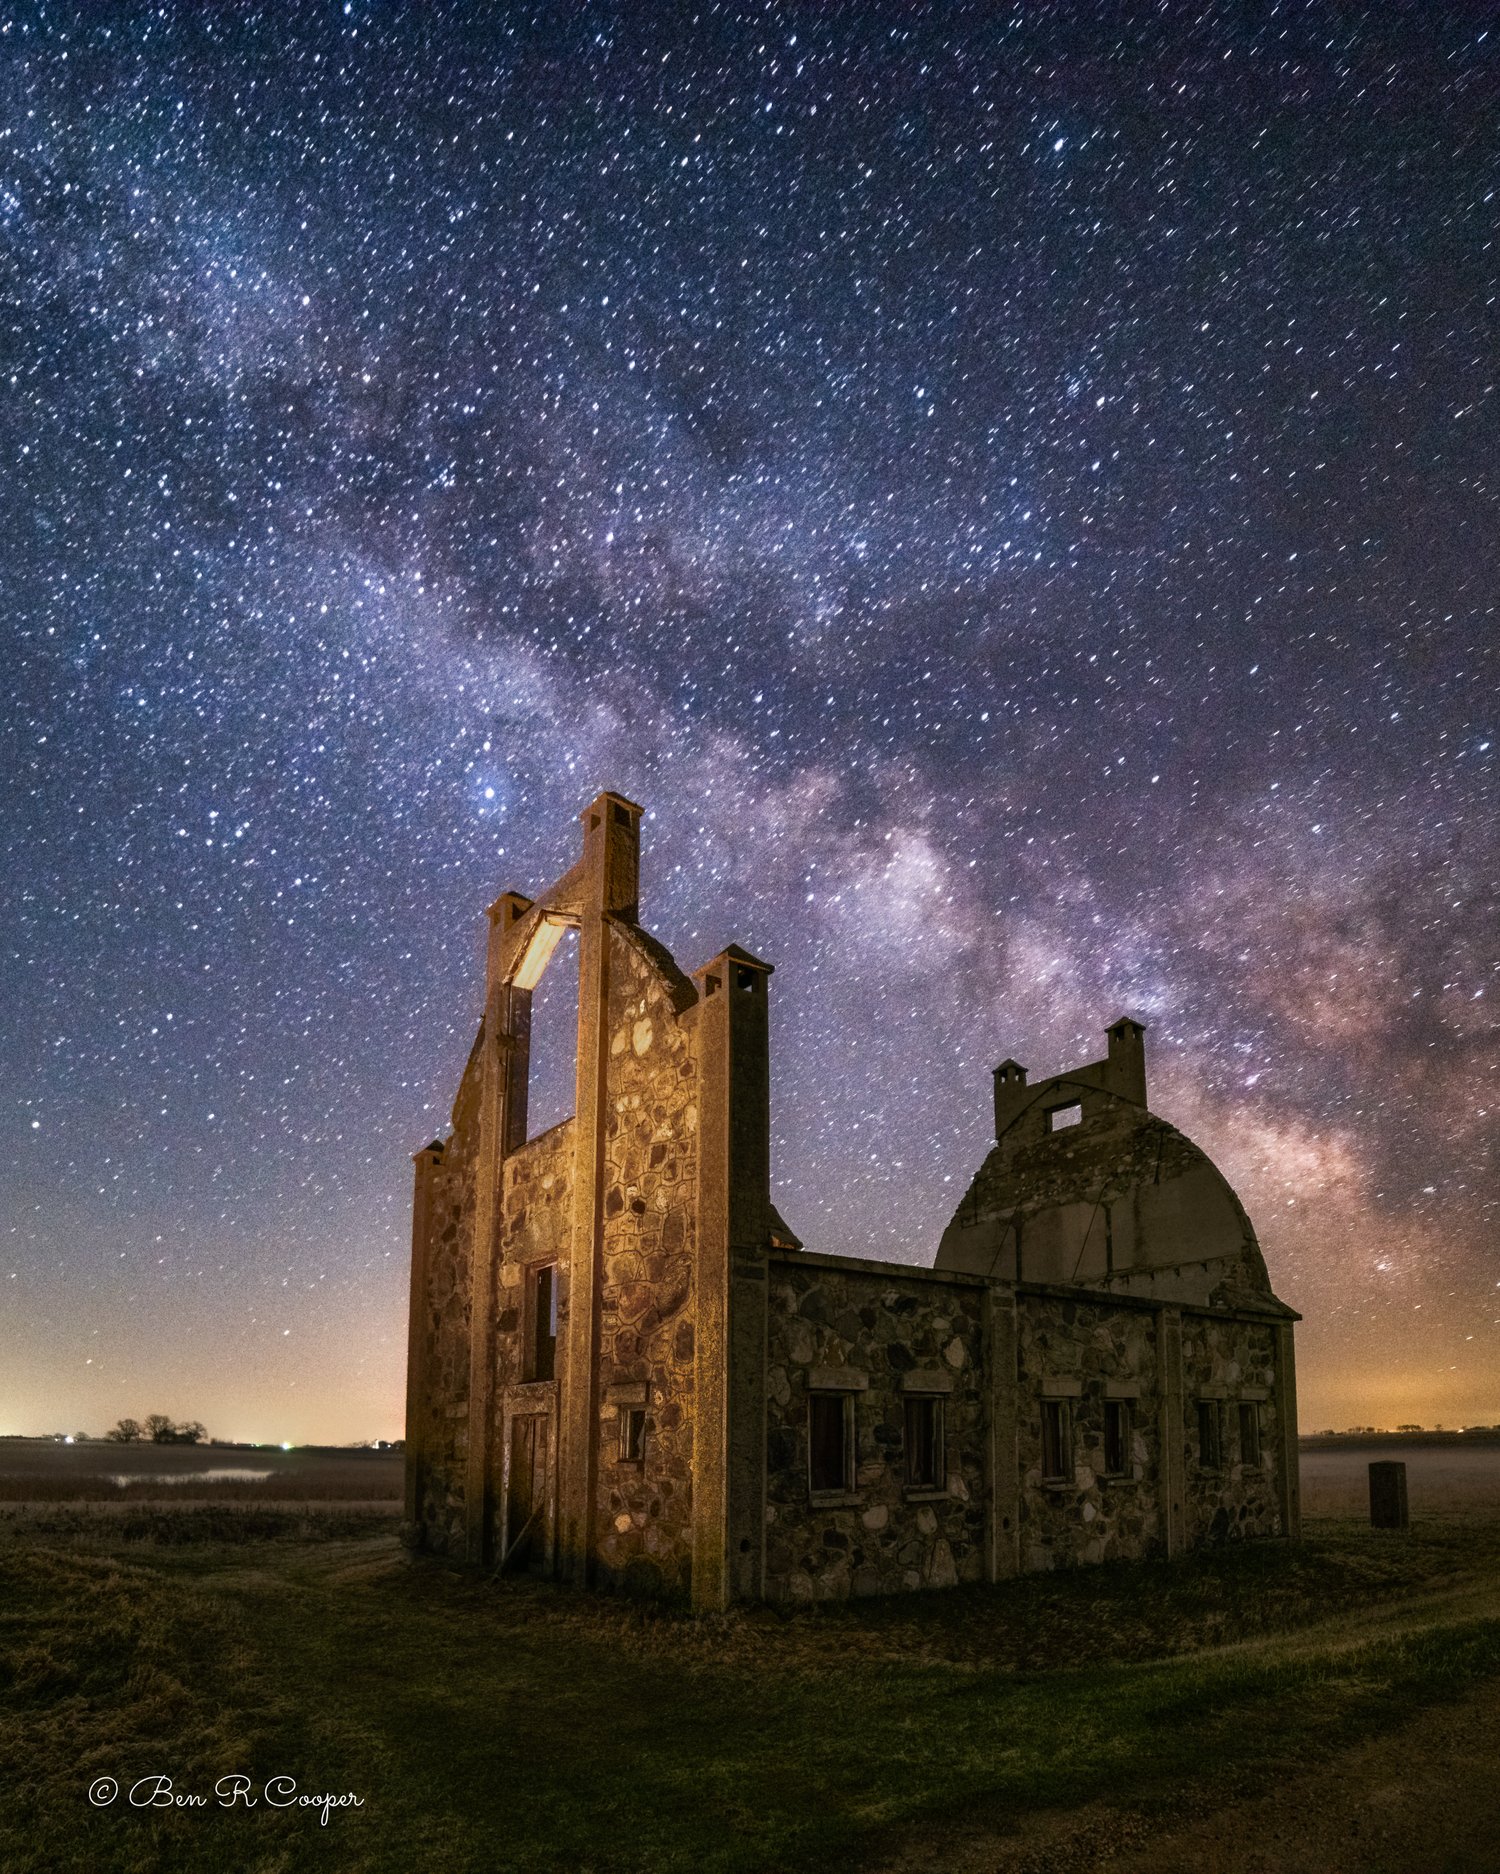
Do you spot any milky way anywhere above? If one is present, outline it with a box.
[3,4,1495,1441]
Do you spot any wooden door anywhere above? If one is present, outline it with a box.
[506,1414,551,1572]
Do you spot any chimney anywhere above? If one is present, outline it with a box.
[579,790,642,921]
[993,1058,1030,1138]
[1103,1017,1147,1107]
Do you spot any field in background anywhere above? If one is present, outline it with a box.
[5,1433,1496,1511]
[1300,1440,1500,1517]
[0,1439,402,1503]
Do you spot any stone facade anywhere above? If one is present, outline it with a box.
[404,792,1301,1609]
[763,1256,990,1600]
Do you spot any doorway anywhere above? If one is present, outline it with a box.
[505,1412,553,1573]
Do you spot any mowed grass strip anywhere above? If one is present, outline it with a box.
[2,1511,1499,1874]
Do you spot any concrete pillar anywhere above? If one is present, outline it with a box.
[463,980,530,1565]
[1103,1017,1147,1107]
[403,1140,444,1532]
[1275,1319,1302,1540]
[1158,1306,1186,1558]
[983,1284,1021,1579]
[556,792,642,1585]
[487,889,538,1148]
[692,944,774,1612]
[992,1060,1030,1138]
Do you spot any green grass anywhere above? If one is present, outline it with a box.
[3,1509,1499,1874]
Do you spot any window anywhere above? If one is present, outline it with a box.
[808,1393,852,1495]
[1047,1101,1082,1132]
[1040,1399,1073,1482]
[1238,1401,1262,1468]
[528,1264,558,1382]
[1197,1400,1223,1470]
[1102,1400,1131,1477]
[904,1396,945,1489]
[619,1407,646,1464]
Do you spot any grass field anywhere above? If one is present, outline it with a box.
[2,1442,1499,1873]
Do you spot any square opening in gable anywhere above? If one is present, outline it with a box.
[1047,1101,1082,1132]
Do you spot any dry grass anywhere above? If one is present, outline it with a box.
[3,1502,1500,1874]
[4,1438,1500,1873]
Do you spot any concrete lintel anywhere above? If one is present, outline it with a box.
[808,1367,868,1392]
[900,1370,955,1394]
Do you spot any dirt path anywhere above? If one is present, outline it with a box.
[884,1675,1500,1874]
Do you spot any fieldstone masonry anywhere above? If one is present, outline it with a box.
[404,793,1301,1607]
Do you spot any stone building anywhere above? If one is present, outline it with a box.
[403,791,1300,1607]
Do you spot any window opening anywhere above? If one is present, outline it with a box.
[1197,1400,1223,1470]
[1048,1101,1082,1132]
[1102,1400,1130,1476]
[808,1393,851,1495]
[619,1407,646,1463]
[904,1396,945,1489]
[525,925,579,1139]
[528,1264,558,1383]
[1041,1399,1073,1482]
[1238,1401,1261,1468]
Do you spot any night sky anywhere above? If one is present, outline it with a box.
[3,4,1495,1443]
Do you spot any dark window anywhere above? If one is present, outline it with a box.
[1041,1399,1072,1481]
[1048,1102,1082,1132]
[1103,1400,1130,1476]
[1238,1401,1261,1468]
[528,1264,558,1382]
[619,1407,646,1463]
[1197,1400,1223,1470]
[904,1396,944,1489]
[808,1393,851,1494]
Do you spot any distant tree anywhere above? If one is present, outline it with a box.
[172,1420,207,1445]
[145,1414,178,1444]
[105,1418,144,1444]
[1397,1423,1423,1433]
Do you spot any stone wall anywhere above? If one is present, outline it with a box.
[1014,1288,1162,1570]
[1180,1313,1284,1542]
[763,1255,989,1601]
[494,1115,575,1385]
[591,927,700,1596]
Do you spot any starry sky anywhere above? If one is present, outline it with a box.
[3,3,1495,1444]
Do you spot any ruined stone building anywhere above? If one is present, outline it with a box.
[403,792,1300,1607]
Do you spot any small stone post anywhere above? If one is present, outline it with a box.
[1369,1460,1409,1530]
